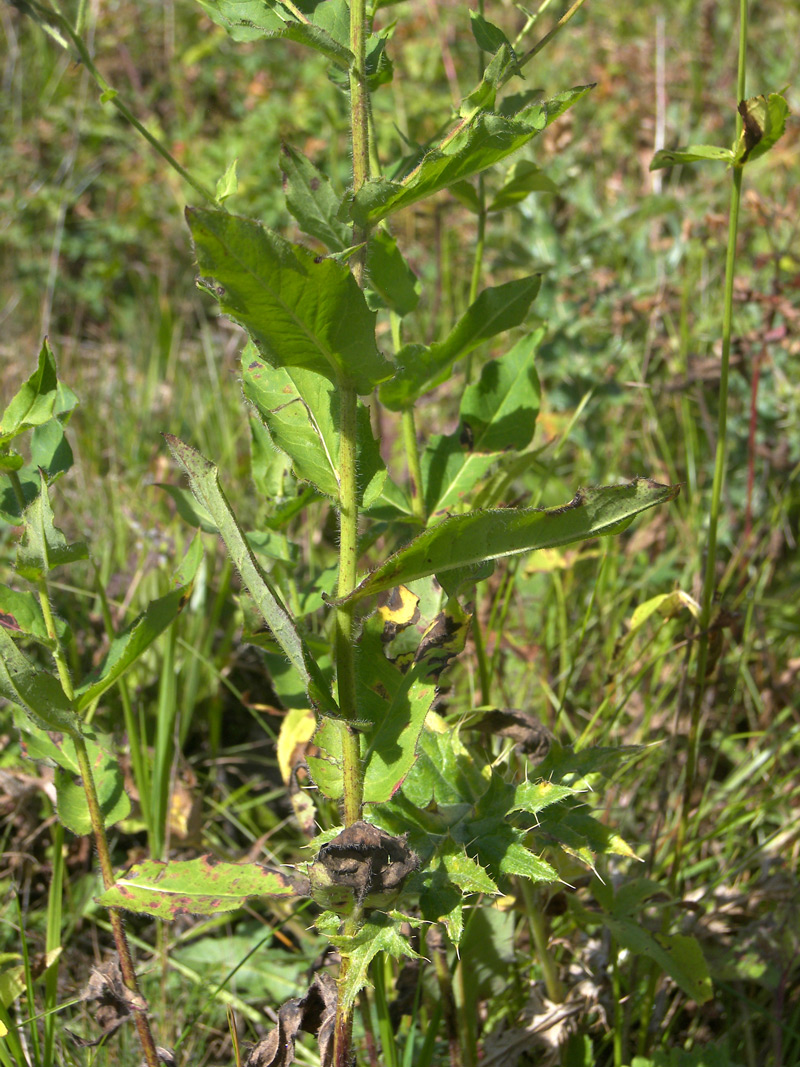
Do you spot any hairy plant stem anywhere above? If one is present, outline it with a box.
[37,579,160,1067]
[332,0,372,1060]
[672,0,747,897]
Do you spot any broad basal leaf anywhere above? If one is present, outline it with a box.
[165,435,339,716]
[380,276,541,410]
[98,856,303,920]
[186,207,392,394]
[350,86,593,226]
[335,478,680,603]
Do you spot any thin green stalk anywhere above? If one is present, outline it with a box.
[73,735,160,1067]
[401,407,426,522]
[29,1,216,203]
[674,0,748,893]
[37,577,161,1067]
[43,819,64,1067]
[372,957,400,1067]
[520,881,565,1003]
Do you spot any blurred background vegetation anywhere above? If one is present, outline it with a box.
[1,0,799,1064]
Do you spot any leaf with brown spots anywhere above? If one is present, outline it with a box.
[97,856,308,920]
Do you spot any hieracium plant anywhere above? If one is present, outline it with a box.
[1,0,707,1065]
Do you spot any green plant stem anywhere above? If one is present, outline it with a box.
[332,0,372,1059]
[32,1,216,204]
[520,881,565,1002]
[37,576,161,1067]
[73,736,160,1067]
[674,0,747,894]
[402,407,426,521]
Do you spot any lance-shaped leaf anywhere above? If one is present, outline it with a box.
[0,627,79,736]
[422,328,542,517]
[279,144,351,252]
[0,339,59,445]
[187,208,392,395]
[488,160,558,211]
[16,471,88,580]
[650,144,734,170]
[196,0,353,67]
[165,434,338,716]
[98,856,304,920]
[335,478,680,604]
[242,348,386,507]
[380,276,541,410]
[365,230,420,316]
[74,580,197,712]
[350,86,593,227]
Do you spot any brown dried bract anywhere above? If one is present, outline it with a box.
[467,708,552,763]
[314,821,419,905]
[245,972,336,1067]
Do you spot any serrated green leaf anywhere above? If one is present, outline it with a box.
[351,86,592,226]
[329,913,420,1012]
[98,856,302,920]
[511,778,575,815]
[0,628,79,735]
[165,434,338,717]
[242,348,386,506]
[422,328,542,516]
[196,0,353,66]
[380,276,541,410]
[336,479,680,604]
[279,144,351,252]
[16,471,88,580]
[439,835,498,894]
[186,207,392,394]
[650,144,733,170]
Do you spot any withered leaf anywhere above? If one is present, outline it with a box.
[68,958,148,1047]
[466,708,552,762]
[245,972,337,1067]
